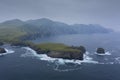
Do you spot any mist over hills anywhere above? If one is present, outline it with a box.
[0,18,113,40]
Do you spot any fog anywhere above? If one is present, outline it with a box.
[0,0,120,31]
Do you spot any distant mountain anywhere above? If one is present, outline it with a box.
[0,18,113,41]
[71,24,113,34]
[26,18,75,35]
[0,19,25,27]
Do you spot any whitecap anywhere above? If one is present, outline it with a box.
[23,47,120,71]
[115,57,120,64]
[54,65,81,72]
[22,47,98,65]
[0,48,15,56]
[95,51,111,56]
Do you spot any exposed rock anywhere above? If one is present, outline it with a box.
[78,46,86,53]
[70,46,86,53]
[10,41,85,60]
[47,51,84,60]
[32,44,86,60]
[96,48,105,54]
[34,49,50,54]
[0,48,6,53]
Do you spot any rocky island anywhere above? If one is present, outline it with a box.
[0,48,6,54]
[34,43,86,60]
[9,41,86,60]
[96,48,105,54]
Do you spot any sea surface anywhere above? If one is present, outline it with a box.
[0,32,120,80]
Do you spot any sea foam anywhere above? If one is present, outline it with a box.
[22,47,98,65]
[95,51,111,56]
[0,48,15,56]
[21,47,120,72]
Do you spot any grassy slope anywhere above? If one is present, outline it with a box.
[0,26,27,42]
[0,20,55,42]
[0,19,82,53]
[0,25,80,52]
[35,43,80,52]
[0,19,112,42]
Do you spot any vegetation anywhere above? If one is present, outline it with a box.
[0,26,27,42]
[0,18,110,60]
[34,43,80,52]
[0,18,113,43]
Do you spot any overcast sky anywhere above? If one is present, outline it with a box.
[0,0,120,31]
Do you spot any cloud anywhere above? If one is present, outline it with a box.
[0,0,120,31]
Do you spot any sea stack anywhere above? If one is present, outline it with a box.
[0,48,6,53]
[96,48,105,54]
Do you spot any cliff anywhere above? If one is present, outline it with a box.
[32,43,86,60]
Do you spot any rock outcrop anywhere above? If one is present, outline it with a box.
[0,48,6,53]
[70,46,86,53]
[78,46,86,53]
[10,41,86,60]
[47,51,84,60]
[31,43,86,60]
[96,48,105,54]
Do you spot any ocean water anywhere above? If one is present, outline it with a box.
[0,32,120,80]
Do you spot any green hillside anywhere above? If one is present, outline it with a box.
[35,43,80,52]
[0,18,113,43]
[0,26,26,42]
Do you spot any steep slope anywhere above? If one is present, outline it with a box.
[0,18,113,42]
[0,19,27,42]
[71,24,113,34]
[26,18,76,35]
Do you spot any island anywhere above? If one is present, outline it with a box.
[0,48,6,54]
[0,39,87,60]
[11,42,86,60]
[33,43,86,60]
[96,48,105,54]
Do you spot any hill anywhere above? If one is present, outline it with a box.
[0,18,113,42]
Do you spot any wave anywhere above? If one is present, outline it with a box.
[115,57,120,64]
[21,47,98,65]
[22,47,120,71]
[0,48,15,56]
[95,51,111,56]
[54,64,82,72]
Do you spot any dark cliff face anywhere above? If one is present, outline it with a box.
[47,51,84,60]
[79,46,86,53]
[70,46,86,54]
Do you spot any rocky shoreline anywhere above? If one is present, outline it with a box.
[0,41,106,60]
[9,41,86,60]
[47,51,84,60]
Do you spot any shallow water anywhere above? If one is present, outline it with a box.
[0,32,120,80]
